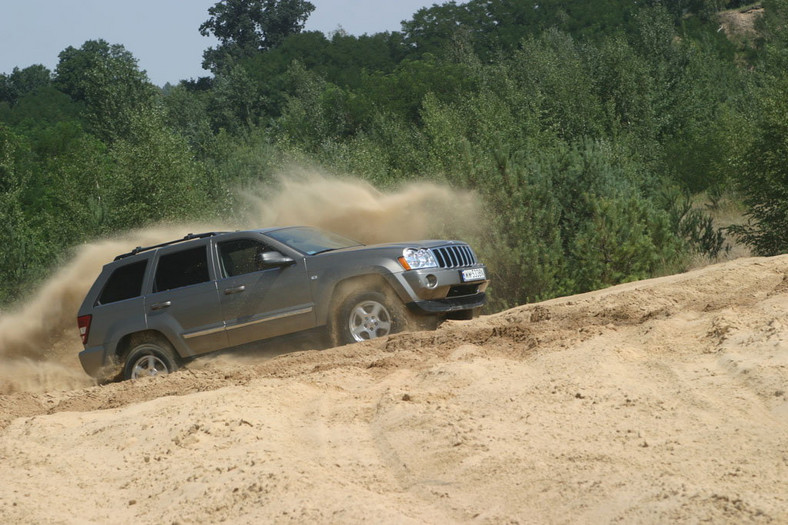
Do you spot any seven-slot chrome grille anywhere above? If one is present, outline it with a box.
[431,245,477,269]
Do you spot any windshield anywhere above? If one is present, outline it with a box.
[266,227,362,255]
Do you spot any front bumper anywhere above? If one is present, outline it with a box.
[394,264,489,314]
[407,292,487,314]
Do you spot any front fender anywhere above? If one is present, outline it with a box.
[310,265,410,326]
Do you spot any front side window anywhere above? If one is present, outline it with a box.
[154,246,210,292]
[218,239,268,278]
[98,260,148,305]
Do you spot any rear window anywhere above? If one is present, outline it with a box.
[98,260,148,305]
[154,246,210,292]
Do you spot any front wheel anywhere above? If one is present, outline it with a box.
[333,291,408,346]
[122,337,179,380]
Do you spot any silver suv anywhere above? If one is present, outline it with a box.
[77,226,489,380]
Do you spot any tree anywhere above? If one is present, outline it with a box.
[207,64,264,133]
[161,83,214,155]
[54,40,156,142]
[362,54,478,122]
[401,1,476,58]
[104,110,211,229]
[727,0,788,255]
[200,0,315,72]
[0,65,52,105]
[0,126,51,302]
[570,195,680,291]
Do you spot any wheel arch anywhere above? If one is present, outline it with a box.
[119,331,181,381]
[115,330,176,362]
[320,273,399,324]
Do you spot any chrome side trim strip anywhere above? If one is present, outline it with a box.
[183,306,313,340]
[183,325,226,340]
[226,306,314,332]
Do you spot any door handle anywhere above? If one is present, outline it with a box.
[150,301,172,311]
[224,285,246,295]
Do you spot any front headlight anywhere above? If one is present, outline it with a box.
[398,248,438,270]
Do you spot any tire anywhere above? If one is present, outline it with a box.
[333,291,408,346]
[122,336,179,381]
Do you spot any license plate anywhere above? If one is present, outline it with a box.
[461,268,486,282]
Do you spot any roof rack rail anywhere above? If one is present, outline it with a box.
[114,232,222,261]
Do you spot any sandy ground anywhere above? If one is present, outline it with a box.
[718,6,764,41]
[1,255,787,523]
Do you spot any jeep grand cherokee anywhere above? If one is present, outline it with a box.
[77,226,489,380]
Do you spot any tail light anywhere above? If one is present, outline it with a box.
[77,315,92,345]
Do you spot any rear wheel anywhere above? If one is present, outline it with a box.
[122,337,179,380]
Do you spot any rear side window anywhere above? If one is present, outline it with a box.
[154,246,210,292]
[98,260,148,305]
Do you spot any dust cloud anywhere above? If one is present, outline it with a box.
[241,171,482,244]
[0,229,203,393]
[0,171,482,393]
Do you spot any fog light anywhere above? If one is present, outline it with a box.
[425,274,438,288]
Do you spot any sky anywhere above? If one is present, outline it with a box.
[0,0,447,86]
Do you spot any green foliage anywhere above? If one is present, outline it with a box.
[0,86,83,133]
[0,0,773,309]
[160,84,214,155]
[28,129,111,240]
[590,35,659,138]
[0,125,100,303]
[361,54,479,122]
[0,65,52,105]
[728,74,788,255]
[0,127,38,302]
[207,64,265,133]
[241,30,403,98]
[200,0,316,72]
[55,40,157,142]
[510,30,605,140]
[103,110,212,229]
[570,196,680,291]
[419,83,695,306]
[757,0,788,59]
[401,0,643,59]
[203,127,280,192]
[273,61,334,146]
[470,152,569,308]
[402,1,480,58]
[727,0,788,255]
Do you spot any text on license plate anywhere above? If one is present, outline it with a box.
[461,268,486,282]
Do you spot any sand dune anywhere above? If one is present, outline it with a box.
[1,255,787,523]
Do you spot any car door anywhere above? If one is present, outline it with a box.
[145,242,228,356]
[216,236,315,347]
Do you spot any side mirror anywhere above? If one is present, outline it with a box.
[257,250,295,269]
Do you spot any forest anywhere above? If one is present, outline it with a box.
[1,0,787,311]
